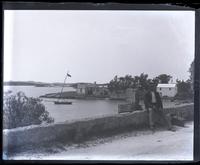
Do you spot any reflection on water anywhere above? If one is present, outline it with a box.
[3,86,125,123]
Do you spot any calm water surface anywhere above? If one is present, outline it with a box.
[4,86,125,123]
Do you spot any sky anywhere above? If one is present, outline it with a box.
[4,10,195,84]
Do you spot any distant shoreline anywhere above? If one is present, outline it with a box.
[3,81,105,88]
[3,81,76,87]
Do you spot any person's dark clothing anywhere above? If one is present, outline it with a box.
[144,91,163,110]
[144,90,172,130]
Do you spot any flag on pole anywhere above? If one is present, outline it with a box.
[67,73,71,77]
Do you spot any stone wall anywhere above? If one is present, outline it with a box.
[3,104,193,152]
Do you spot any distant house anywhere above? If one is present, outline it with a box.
[76,82,108,97]
[157,83,177,98]
[76,83,96,95]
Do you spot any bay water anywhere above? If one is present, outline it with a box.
[3,86,125,123]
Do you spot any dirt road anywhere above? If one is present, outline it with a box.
[8,122,193,161]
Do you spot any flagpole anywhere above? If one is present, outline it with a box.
[59,74,68,100]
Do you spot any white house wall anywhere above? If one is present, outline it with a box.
[77,88,86,95]
[157,87,177,97]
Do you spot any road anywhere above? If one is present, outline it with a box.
[8,122,193,161]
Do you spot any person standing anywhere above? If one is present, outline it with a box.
[144,84,175,132]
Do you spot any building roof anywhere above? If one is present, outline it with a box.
[157,83,176,88]
[77,83,96,88]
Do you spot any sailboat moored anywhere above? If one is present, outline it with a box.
[54,100,72,104]
[54,72,72,105]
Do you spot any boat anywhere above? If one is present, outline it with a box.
[54,100,72,104]
[35,84,49,87]
[54,71,72,105]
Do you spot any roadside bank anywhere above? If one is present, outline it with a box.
[3,103,193,156]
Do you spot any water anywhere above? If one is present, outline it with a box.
[3,86,125,123]
[3,85,76,98]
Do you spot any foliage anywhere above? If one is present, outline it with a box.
[188,60,194,82]
[155,74,172,84]
[107,73,167,93]
[108,73,152,92]
[175,79,193,99]
[3,91,54,129]
[108,75,134,92]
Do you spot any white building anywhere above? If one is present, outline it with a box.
[76,83,96,95]
[157,83,177,98]
[76,82,108,96]
[76,83,87,95]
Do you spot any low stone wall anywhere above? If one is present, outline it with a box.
[3,104,193,153]
[164,104,194,120]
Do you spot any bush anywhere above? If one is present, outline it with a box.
[3,91,54,129]
[174,92,193,101]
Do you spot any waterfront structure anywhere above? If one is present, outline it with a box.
[109,88,136,102]
[76,82,108,97]
[157,83,177,98]
[77,83,94,95]
[125,88,136,103]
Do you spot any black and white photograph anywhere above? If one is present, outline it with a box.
[3,4,195,161]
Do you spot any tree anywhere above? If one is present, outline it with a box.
[188,60,194,81]
[156,74,172,84]
[151,77,159,86]
[137,73,149,90]
[108,73,151,92]
[3,91,54,129]
[175,80,193,99]
[108,75,119,92]
[108,75,134,92]
[124,75,134,88]
[188,61,194,91]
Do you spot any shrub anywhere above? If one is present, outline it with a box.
[174,92,193,101]
[3,91,54,129]
[176,80,193,100]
